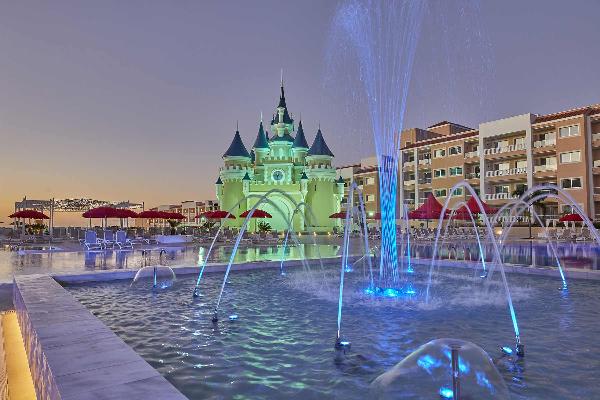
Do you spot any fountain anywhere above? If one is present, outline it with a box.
[131,249,176,290]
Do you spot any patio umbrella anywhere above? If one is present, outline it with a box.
[466,196,498,215]
[136,210,164,219]
[240,209,272,232]
[9,209,50,235]
[559,213,583,223]
[408,193,449,227]
[204,210,236,219]
[161,212,185,220]
[113,209,138,228]
[451,206,475,221]
[82,206,119,228]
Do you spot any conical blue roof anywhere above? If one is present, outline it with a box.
[300,171,308,180]
[292,121,309,149]
[307,128,334,157]
[215,176,223,185]
[242,172,251,181]
[253,121,269,149]
[337,176,344,184]
[223,130,250,158]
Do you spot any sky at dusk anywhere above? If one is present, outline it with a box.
[1,0,599,226]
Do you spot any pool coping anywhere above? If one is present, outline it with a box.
[13,274,188,400]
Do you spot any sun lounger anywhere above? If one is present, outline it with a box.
[79,230,103,250]
[115,230,133,249]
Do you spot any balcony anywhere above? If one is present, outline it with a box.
[594,187,600,201]
[485,167,527,178]
[593,160,600,175]
[533,138,556,148]
[483,143,526,156]
[418,178,432,185]
[418,158,432,166]
[404,180,416,186]
[534,164,557,173]
[466,172,480,180]
[485,193,518,201]
[593,133,600,141]
[464,151,479,159]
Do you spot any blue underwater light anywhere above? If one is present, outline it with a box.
[439,387,453,399]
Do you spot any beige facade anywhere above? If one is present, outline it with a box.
[338,104,600,220]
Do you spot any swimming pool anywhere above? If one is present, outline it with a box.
[67,266,600,399]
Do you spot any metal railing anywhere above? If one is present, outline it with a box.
[404,180,416,186]
[483,142,526,156]
[464,151,479,158]
[485,193,518,201]
[418,178,432,185]
[533,138,556,148]
[418,158,432,165]
[534,164,557,173]
[466,172,480,179]
[485,167,527,177]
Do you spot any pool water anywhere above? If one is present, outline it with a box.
[68,265,600,399]
[2,239,600,282]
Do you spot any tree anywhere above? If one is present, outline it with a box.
[512,186,550,238]
[257,221,272,233]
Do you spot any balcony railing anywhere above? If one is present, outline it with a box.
[404,180,416,186]
[483,143,526,156]
[466,172,480,180]
[418,178,432,185]
[594,160,600,168]
[404,160,415,166]
[485,167,527,178]
[464,151,479,158]
[594,187,600,196]
[533,138,556,148]
[485,193,518,201]
[534,164,557,173]
[593,133,600,141]
[418,158,432,165]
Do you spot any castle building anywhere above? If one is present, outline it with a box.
[216,83,344,232]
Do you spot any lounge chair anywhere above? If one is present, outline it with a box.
[115,230,133,249]
[79,230,103,250]
[100,230,116,248]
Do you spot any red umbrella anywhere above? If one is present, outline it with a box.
[240,209,272,218]
[451,206,475,221]
[113,209,138,218]
[204,210,236,219]
[408,193,447,220]
[136,210,164,219]
[466,196,497,215]
[9,210,49,219]
[559,213,583,222]
[162,212,185,220]
[329,212,347,219]
[82,206,119,219]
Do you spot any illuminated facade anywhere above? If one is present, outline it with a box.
[216,83,344,232]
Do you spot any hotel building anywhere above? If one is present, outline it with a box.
[337,104,600,221]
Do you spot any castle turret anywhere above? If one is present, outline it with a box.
[305,128,337,232]
[220,129,251,227]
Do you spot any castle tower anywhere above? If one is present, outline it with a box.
[292,120,310,181]
[218,129,251,227]
[305,128,338,232]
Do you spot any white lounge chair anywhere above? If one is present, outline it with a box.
[79,230,103,250]
[115,230,133,249]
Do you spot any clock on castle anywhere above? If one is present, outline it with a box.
[215,81,345,233]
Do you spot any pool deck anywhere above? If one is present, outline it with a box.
[13,274,187,400]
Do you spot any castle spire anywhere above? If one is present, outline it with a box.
[307,127,334,157]
[223,129,251,158]
[253,120,269,149]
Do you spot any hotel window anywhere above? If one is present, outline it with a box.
[434,188,447,197]
[516,160,527,169]
[366,195,375,202]
[561,177,582,189]
[448,145,462,155]
[494,185,509,194]
[496,139,509,148]
[514,137,525,146]
[366,177,376,185]
[451,187,464,196]
[559,125,580,138]
[433,148,446,158]
[561,204,584,214]
[433,168,446,178]
[495,162,510,171]
[449,166,463,176]
[560,151,581,164]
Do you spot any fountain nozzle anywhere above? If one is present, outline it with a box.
[516,337,525,357]
[192,287,200,298]
[211,312,219,323]
[335,335,351,350]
